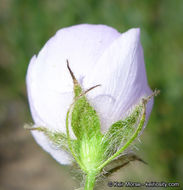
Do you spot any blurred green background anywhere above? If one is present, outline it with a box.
[0,0,183,189]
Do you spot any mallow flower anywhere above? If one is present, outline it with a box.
[25,24,158,190]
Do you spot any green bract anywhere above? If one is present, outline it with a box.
[25,62,158,190]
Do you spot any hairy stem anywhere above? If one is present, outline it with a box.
[84,172,97,190]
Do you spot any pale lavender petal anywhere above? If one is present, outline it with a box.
[84,28,153,133]
[27,56,72,165]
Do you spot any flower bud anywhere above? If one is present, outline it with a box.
[26,24,153,167]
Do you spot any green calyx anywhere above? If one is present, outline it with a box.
[25,60,159,190]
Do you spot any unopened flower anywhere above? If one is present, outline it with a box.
[26,24,157,190]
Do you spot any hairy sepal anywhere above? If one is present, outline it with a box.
[67,62,103,172]
[24,125,73,152]
[71,94,102,140]
[101,102,143,158]
[97,90,159,171]
[70,89,104,171]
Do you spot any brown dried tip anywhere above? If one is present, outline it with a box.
[66,59,78,86]
[24,124,47,132]
[78,84,101,98]
[142,89,160,105]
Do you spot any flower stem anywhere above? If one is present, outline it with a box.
[84,172,97,190]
